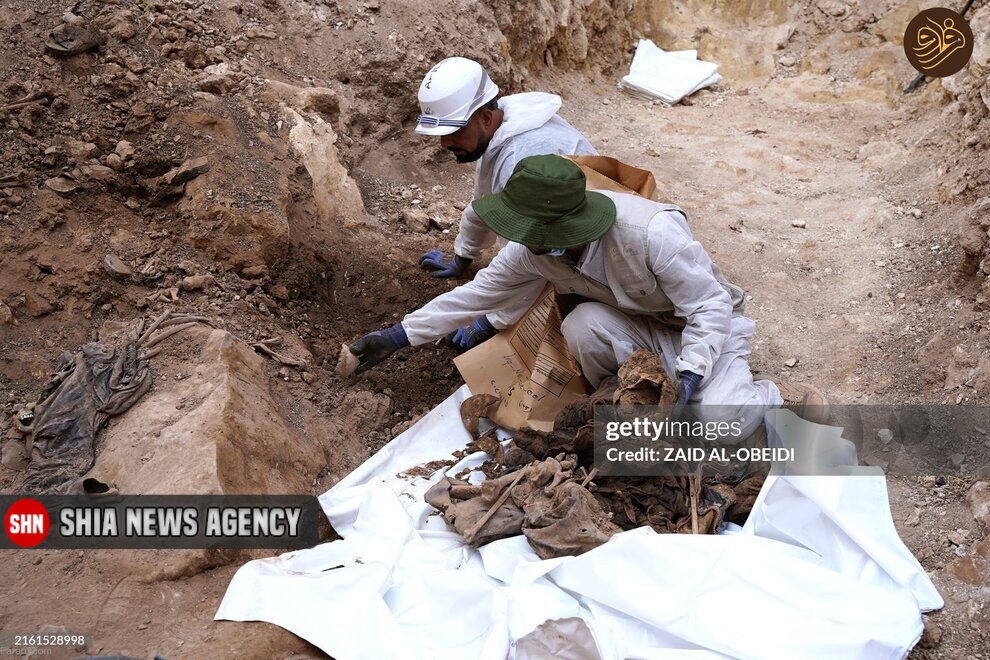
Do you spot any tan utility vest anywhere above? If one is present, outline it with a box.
[533,192,746,324]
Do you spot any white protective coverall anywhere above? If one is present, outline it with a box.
[452,92,596,261]
[403,190,782,434]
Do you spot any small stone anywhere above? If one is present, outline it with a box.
[400,208,430,233]
[105,153,123,170]
[266,284,289,300]
[918,616,941,649]
[966,481,990,527]
[0,302,14,325]
[784,357,799,368]
[947,529,970,546]
[180,274,214,292]
[115,140,135,160]
[602,98,610,105]
[791,219,807,228]
[816,0,847,17]
[876,428,894,444]
[241,265,269,279]
[1,439,28,471]
[103,254,132,279]
[909,208,922,219]
[301,371,315,384]
[109,19,137,41]
[182,42,208,69]
[336,343,360,377]
[778,55,797,67]
[78,164,116,182]
[44,176,79,196]
[66,139,98,162]
[23,293,53,317]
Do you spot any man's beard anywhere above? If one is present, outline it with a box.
[449,133,493,163]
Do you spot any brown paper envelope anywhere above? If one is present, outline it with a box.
[454,285,586,432]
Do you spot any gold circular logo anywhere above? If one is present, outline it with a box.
[904,8,974,77]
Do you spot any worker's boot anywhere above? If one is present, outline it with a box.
[774,381,830,425]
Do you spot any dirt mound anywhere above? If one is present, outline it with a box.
[940,4,990,307]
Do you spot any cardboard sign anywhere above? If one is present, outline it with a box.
[454,284,586,432]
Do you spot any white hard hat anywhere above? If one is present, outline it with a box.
[415,57,499,136]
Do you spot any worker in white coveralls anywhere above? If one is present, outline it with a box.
[351,156,824,434]
[413,56,597,352]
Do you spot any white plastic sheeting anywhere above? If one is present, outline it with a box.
[618,39,722,105]
[216,386,942,659]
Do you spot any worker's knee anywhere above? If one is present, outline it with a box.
[560,302,620,345]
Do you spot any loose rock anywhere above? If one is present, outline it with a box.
[44,176,79,196]
[66,139,98,162]
[115,140,135,160]
[335,343,360,377]
[267,284,289,301]
[23,293,53,317]
[180,274,215,292]
[0,301,15,325]
[103,254,132,279]
[241,265,269,279]
[918,616,941,649]
[400,208,431,233]
[966,481,990,527]
[1,438,28,471]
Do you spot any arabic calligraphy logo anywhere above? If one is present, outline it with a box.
[904,8,973,77]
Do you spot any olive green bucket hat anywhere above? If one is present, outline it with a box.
[473,155,616,249]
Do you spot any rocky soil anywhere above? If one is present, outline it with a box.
[0,0,988,657]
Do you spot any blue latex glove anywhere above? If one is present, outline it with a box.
[449,316,497,352]
[349,323,410,374]
[676,371,703,405]
[419,250,472,278]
